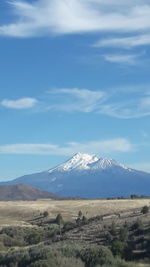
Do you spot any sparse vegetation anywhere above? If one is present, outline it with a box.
[0,198,150,227]
[0,199,150,266]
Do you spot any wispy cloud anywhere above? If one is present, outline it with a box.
[2,87,150,119]
[0,0,150,37]
[103,53,139,65]
[47,88,106,113]
[94,33,150,49]
[0,138,133,155]
[1,98,38,109]
[45,87,150,119]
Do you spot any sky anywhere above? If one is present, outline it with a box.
[0,0,150,180]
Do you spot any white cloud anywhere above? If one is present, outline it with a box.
[94,33,150,49]
[47,88,106,112]
[103,53,139,65]
[1,97,38,109]
[2,87,150,119]
[45,87,150,119]
[0,138,133,155]
[0,0,150,37]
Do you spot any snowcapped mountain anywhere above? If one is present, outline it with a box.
[48,153,100,172]
[48,153,131,172]
[1,153,150,198]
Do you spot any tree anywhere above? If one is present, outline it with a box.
[111,240,127,258]
[55,214,63,238]
[55,213,63,225]
[82,216,87,224]
[119,227,129,242]
[78,211,82,219]
[110,221,116,236]
[131,219,144,234]
[43,211,49,218]
[141,205,149,214]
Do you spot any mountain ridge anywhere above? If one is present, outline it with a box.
[1,153,150,198]
[0,184,65,201]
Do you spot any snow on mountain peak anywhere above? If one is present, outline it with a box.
[48,152,131,173]
[49,152,99,172]
[90,158,131,170]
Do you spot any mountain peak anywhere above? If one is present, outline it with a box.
[48,152,131,173]
[71,152,99,161]
[49,152,99,172]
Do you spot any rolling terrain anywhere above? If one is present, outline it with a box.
[0,184,64,201]
[0,198,149,267]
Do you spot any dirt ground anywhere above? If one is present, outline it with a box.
[0,198,150,227]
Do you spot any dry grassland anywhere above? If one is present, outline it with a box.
[0,198,150,227]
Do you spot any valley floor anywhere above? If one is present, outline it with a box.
[0,198,150,227]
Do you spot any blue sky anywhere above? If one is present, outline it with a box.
[0,0,150,180]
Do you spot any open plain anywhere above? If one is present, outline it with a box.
[0,198,150,227]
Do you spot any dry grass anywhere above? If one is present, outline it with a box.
[135,264,150,267]
[0,198,150,227]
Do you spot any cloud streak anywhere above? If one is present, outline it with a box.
[0,138,133,155]
[47,88,106,113]
[2,87,150,119]
[0,0,150,37]
[45,87,150,119]
[103,53,139,65]
[94,33,150,49]
[1,98,38,109]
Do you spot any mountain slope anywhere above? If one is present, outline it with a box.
[0,184,64,201]
[1,153,150,198]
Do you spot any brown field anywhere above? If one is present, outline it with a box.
[0,198,150,227]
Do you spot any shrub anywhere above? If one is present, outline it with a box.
[55,213,63,225]
[131,219,144,233]
[63,221,76,232]
[106,232,113,245]
[110,221,116,236]
[43,211,49,217]
[0,241,5,251]
[82,216,88,224]
[141,205,149,214]
[78,211,83,218]
[80,245,114,267]
[119,227,129,242]
[111,240,127,258]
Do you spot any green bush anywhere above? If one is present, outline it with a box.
[111,241,127,258]
[119,227,129,242]
[0,244,84,267]
[55,213,63,225]
[131,219,144,234]
[141,205,149,214]
[80,245,114,267]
